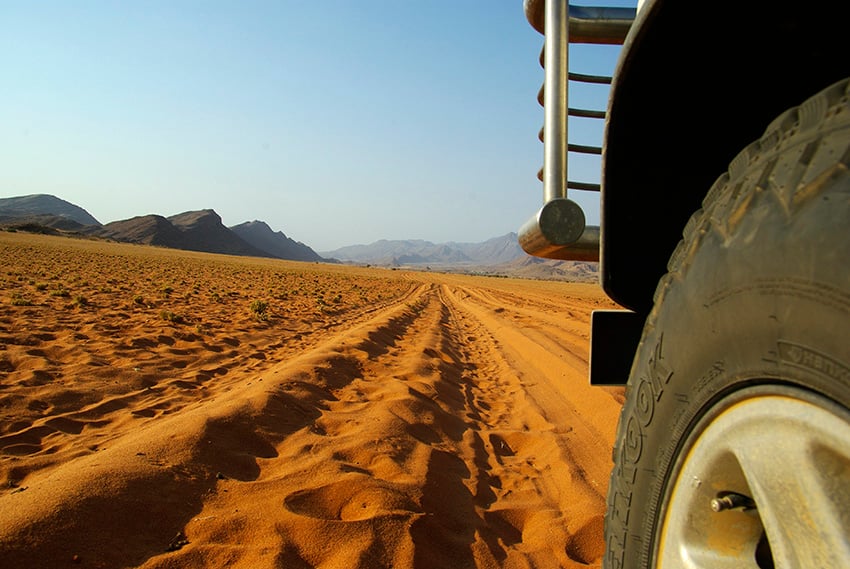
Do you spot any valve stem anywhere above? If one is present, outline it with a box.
[711,492,756,512]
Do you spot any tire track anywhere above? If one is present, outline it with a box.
[438,283,621,567]
[1,272,622,569]
[0,282,425,484]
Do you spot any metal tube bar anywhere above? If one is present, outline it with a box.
[569,107,606,119]
[568,181,602,192]
[520,1,634,262]
[568,143,602,155]
[569,71,613,85]
[543,0,569,204]
[524,0,636,43]
[568,6,636,44]
[538,82,612,105]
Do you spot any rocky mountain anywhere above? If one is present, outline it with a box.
[0,194,101,226]
[98,214,185,247]
[446,234,526,265]
[166,210,272,257]
[322,233,525,266]
[0,194,305,261]
[321,233,598,281]
[501,256,598,283]
[230,220,324,262]
[97,210,271,258]
[0,193,597,281]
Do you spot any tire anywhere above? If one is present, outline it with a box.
[604,78,850,569]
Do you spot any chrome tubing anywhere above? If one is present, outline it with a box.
[519,1,633,263]
[519,199,601,262]
[523,0,635,44]
[543,0,569,205]
[520,0,589,260]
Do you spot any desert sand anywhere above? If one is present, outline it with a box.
[0,231,624,569]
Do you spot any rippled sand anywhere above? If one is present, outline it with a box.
[0,231,623,569]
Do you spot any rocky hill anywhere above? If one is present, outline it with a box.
[98,210,272,258]
[230,221,324,262]
[322,234,525,266]
[321,233,597,282]
[98,214,186,248]
[0,194,101,226]
[0,193,597,281]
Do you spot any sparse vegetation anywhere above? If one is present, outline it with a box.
[250,299,269,321]
[159,310,184,324]
[10,292,33,306]
[0,232,413,337]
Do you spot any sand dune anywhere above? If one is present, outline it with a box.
[0,232,623,569]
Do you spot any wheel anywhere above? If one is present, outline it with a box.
[604,77,850,569]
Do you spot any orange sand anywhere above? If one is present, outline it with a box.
[0,231,624,569]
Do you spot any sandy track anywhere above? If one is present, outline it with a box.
[0,233,623,569]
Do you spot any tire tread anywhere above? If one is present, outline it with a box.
[604,77,850,569]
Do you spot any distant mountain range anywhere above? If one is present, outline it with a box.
[0,194,597,281]
[321,235,524,266]
[0,194,323,263]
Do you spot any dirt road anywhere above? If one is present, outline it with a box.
[0,233,624,568]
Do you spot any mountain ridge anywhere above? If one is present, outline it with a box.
[230,220,324,263]
[321,233,525,266]
[0,193,597,281]
[0,194,101,226]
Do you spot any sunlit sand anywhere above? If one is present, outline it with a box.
[0,231,623,569]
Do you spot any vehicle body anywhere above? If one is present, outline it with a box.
[521,1,850,567]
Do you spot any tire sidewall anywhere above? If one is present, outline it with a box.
[604,111,850,568]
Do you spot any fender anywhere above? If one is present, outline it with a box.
[601,0,850,314]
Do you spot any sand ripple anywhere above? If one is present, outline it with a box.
[0,232,622,569]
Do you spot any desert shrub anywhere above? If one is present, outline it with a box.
[159,310,184,324]
[250,300,269,320]
[51,287,70,298]
[10,292,32,306]
[73,295,88,308]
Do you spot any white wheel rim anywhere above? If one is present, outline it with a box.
[657,390,850,569]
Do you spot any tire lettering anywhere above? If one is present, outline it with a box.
[634,380,655,426]
[606,535,625,569]
[778,340,850,382]
[647,337,673,399]
[610,489,632,526]
[623,416,643,465]
[634,336,673,428]
[694,361,725,393]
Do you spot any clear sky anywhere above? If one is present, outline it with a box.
[2,1,635,252]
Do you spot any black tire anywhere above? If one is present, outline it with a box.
[604,78,850,569]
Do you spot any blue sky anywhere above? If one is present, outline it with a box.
[2,1,634,251]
